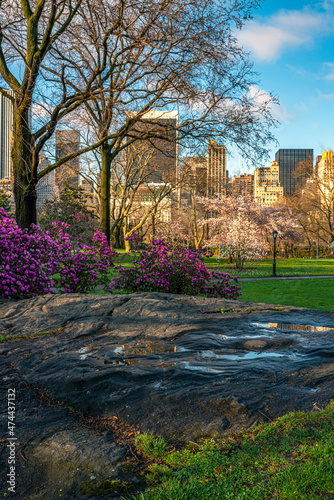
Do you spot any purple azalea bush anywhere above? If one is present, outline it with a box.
[92,231,118,266]
[0,208,59,299]
[0,209,114,299]
[110,238,242,299]
[50,222,111,294]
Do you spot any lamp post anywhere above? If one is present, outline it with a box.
[271,230,278,277]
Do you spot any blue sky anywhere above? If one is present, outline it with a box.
[229,0,334,176]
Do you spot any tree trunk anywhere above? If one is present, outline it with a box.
[151,213,156,241]
[12,110,37,229]
[191,192,205,249]
[99,142,112,243]
[112,224,122,248]
[123,218,131,252]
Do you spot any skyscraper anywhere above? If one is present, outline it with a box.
[125,110,178,185]
[181,155,207,197]
[0,90,13,183]
[316,150,334,203]
[254,161,283,207]
[207,140,228,196]
[55,129,80,190]
[36,153,59,211]
[275,149,313,195]
[231,173,254,198]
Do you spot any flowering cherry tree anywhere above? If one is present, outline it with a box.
[217,214,268,270]
[199,195,300,269]
[154,218,194,250]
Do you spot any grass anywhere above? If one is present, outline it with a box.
[131,401,334,500]
[134,433,168,459]
[203,257,334,278]
[238,278,334,312]
[112,251,334,278]
[89,255,334,312]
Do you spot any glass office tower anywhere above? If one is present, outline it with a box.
[0,90,13,181]
[275,149,313,195]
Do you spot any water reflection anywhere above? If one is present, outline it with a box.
[253,323,334,332]
[114,341,187,355]
[78,346,92,360]
[109,336,294,373]
[78,319,331,372]
[199,350,284,360]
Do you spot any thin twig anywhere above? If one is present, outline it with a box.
[258,410,273,422]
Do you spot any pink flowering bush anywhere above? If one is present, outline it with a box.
[92,231,118,266]
[109,239,242,299]
[50,222,111,294]
[0,210,114,299]
[38,185,98,245]
[0,209,59,299]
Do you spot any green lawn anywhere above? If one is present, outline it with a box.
[108,254,334,311]
[204,257,334,278]
[129,402,334,500]
[114,252,334,278]
[239,278,334,312]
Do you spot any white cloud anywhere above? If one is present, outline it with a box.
[316,89,334,100]
[249,85,295,123]
[323,62,334,80]
[238,8,328,62]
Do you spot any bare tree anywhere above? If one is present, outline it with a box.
[0,0,127,228]
[288,156,334,249]
[45,0,278,241]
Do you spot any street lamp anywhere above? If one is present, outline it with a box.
[271,230,278,277]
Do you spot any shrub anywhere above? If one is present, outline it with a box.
[38,185,98,245]
[48,222,111,294]
[0,190,12,214]
[92,231,118,266]
[0,211,113,299]
[0,208,59,299]
[109,239,242,299]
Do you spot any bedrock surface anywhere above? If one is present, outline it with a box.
[0,292,333,499]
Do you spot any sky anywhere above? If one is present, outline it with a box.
[229,0,334,176]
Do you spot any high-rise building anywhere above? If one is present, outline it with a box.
[55,129,80,190]
[254,161,284,207]
[207,140,228,196]
[275,148,313,195]
[125,110,178,184]
[231,173,254,198]
[79,176,94,195]
[181,155,207,197]
[0,90,14,184]
[316,150,334,202]
[36,153,59,211]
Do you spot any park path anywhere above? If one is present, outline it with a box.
[237,275,334,282]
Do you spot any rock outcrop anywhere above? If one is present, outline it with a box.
[0,293,333,498]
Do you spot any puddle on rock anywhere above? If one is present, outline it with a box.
[113,341,187,355]
[100,319,316,374]
[253,323,334,333]
[199,350,285,361]
[180,362,223,373]
[78,347,92,360]
[103,359,125,365]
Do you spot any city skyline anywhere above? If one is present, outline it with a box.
[229,0,334,177]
